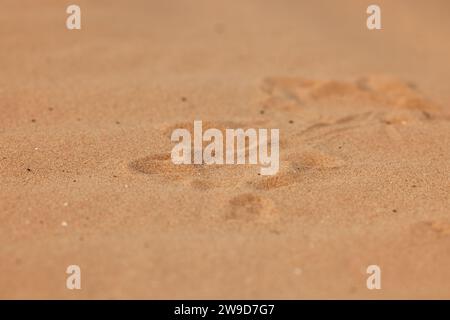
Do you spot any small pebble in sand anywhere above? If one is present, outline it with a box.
[260,110,265,115]
[181,97,187,102]
[289,120,294,124]
[63,202,69,207]
[26,168,32,172]
[31,119,36,123]
[124,184,129,188]
[61,221,68,227]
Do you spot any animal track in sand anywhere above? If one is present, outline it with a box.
[261,75,445,147]
[129,152,201,180]
[250,150,345,190]
[129,152,249,188]
[132,122,255,182]
[132,119,343,190]
[226,193,278,223]
[261,75,440,115]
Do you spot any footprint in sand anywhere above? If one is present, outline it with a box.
[131,119,345,191]
[226,193,278,223]
[261,75,446,150]
[130,152,227,190]
[261,75,441,121]
[130,121,243,185]
[250,149,345,190]
[129,152,199,180]
[131,119,278,189]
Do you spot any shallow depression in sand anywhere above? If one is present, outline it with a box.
[129,153,198,176]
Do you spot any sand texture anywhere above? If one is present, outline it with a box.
[1,0,450,299]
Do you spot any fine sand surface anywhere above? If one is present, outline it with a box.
[1,0,449,299]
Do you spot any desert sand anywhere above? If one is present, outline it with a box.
[0,0,449,299]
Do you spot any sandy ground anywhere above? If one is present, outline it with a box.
[0,0,449,299]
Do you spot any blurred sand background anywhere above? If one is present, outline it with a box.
[0,0,449,299]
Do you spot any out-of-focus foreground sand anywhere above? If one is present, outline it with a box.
[0,0,449,299]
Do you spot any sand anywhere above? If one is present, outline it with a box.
[0,0,449,299]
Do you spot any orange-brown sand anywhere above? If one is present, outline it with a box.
[1,0,449,299]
